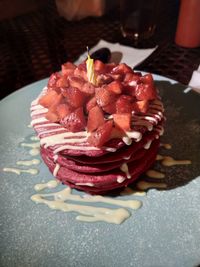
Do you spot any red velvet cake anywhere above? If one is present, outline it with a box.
[30,59,164,194]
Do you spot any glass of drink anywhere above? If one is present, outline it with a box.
[120,0,160,44]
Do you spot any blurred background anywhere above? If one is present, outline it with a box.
[0,0,200,99]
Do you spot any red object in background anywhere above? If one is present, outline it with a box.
[175,0,200,48]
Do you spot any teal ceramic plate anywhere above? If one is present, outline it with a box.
[0,74,200,267]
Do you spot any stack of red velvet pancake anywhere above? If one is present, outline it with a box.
[30,59,164,194]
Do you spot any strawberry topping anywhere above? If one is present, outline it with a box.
[39,61,158,147]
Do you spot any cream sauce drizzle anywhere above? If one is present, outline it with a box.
[53,163,60,177]
[31,117,48,126]
[38,126,142,151]
[31,108,48,116]
[76,182,94,187]
[104,147,117,152]
[34,180,60,191]
[146,169,165,179]
[120,187,146,196]
[53,154,58,161]
[25,117,192,225]
[144,116,157,123]
[17,159,40,166]
[123,155,131,160]
[29,148,40,156]
[156,154,191,167]
[146,111,163,118]
[160,143,172,149]
[120,163,131,179]
[31,187,142,224]
[38,127,66,136]
[29,91,184,224]
[31,104,44,111]
[35,123,60,129]
[144,140,152,150]
[122,136,132,145]
[161,156,191,167]
[21,142,40,149]
[137,181,167,191]
[40,132,88,148]
[30,136,40,141]
[3,167,38,175]
[125,131,142,142]
[36,125,115,153]
[21,142,40,156]
[53,144,100,153]
[156,154,164,160]
[117,175,126,183]
[155,125,164,136]
[132,120,153,131]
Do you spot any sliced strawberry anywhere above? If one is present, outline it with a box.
[60,107,86,132]
[123,85,136,96]
[111,63,133,74]
[135,71,142,76]
[77,61,87,71]
[109,73,123,81]
[46,112,59,122]
[61,62,76,76]
[124,72,140,84]
[51,93,64,107]
[110,127,124,139]
[116,95,133,114]
[135,83,157,101]
[65,87,87,108]
[86,96,97,113]
[45,109,59,122]
[106,80,122,94]
[74,62,87,81]
[135,73,157,100]
[132,100,149,113]
[87,120,113,147]
[48,73,61,91]
[62,62,76,69]
[102,102,116,114]
[39,91,61,108]
[87,106,105,132]
[140,73,154,85]
[96,74,113,85]
[113,113,131,131]
[68,76,85,91]
[56,75,69,88]
[81,82,95,95]
[105,63,117,72]
[95,87,117,107]
[94,60,105,72]
[74,69,88,81]
[56,103,73,119]
[61,87,68,97]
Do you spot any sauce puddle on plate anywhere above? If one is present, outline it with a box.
[3,130,192,224]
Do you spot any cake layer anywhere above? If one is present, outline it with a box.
[41,139,159,194]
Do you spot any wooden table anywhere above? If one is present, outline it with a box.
[1,0,200,99]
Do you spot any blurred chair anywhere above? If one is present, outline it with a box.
[0,0,47,20]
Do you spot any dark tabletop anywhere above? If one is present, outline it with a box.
[1,0,200,100]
